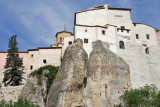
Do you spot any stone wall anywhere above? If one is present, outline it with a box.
[0,85,24,102]
[118,41,160,89]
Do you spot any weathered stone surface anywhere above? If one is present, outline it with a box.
[46,39,131,107]
[84,40,131,107]
[118,41,160,89]
[46,38,88,107]
[19,70,49,107]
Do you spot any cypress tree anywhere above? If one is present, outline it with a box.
[3,35,25,86]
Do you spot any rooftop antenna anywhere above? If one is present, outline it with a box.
[64,24,66,31]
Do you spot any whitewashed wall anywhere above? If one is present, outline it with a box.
[107,9,132,29]
[28,49,62,73]
[131,24,158,47]
[75,25,117,55]
[76,6,108,26]
[62,36,74,55]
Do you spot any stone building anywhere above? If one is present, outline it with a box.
[0,30,74,84]
[74,4,160,89]
[0,4,160,90]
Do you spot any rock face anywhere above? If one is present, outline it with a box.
[46,39,131,107]
[19,70,49,107]
[85,40,131,107]
[46,38,88,107]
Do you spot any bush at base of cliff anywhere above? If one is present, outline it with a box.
[30,65,59,93]
[0,99,39,107]
[115,84,160,107]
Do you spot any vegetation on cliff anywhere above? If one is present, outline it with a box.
[3,35,24,86]
[0,99,39,107]
[115,84,160,107]
[30,65,59,93]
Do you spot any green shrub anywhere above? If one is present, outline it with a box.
[115,84,160,107]
[0,99,39,107]
[30,65,59,93]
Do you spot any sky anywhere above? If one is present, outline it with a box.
[0,0,159,51]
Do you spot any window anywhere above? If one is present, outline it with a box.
[30,65,33,70]
[43,59,47,64]
[31,54,33,57]
[68,41,72,45]
[84,39,88,43]
[127,30,130,33]
[121,30,123,32]
[85,29,87,32]
[20,57,23,62]
[121,26,125,29]
[146,34,150,39]
[136,34,139,39]
[119,41,125,49]
[145,48,149,54]
[102,30,105,35]
[60,37,62,43]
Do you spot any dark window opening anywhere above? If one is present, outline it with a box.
[30,65,33,70]
[102,30,105,35]
[119,41,125,49]
[134,24,136,27]
[68,41,72,45]
[43,59,47,64]
[146,34,150,39]
[31,54,33,57]
[121,26,125,29]
[136,34,139,39]
[142,44,147,47]
[84,39,88,43]
[121,30,123,32]
[20,58,23,63]
[60,37,62,43]
[145,48,149,54]
[85,29,87,32]
[127,30,130,33]
[83,77,87,88]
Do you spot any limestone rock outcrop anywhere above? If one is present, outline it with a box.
[46,39,131,107]
[46,39,88,107]
[85,40,131,107]
[19,70,49,107]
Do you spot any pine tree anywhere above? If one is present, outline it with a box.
[3,35,25,86]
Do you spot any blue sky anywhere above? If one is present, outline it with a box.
[0,0,159,51]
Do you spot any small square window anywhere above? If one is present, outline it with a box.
[43,59,47,64]
[121,30,123,32]
[30,65,33,70]
[68,41,72,45]
[136,34,139,39]
[31,54,33,57]
[20,57,23,62]
[102,30,105,35]
[85,30,87,32]
[84,39,88,43]
[127,30,129,33]
[146,34,150,39]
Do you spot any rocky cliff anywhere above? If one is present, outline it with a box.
[47,39,88,107]
[19,70,49,107]
[46,39,131,107]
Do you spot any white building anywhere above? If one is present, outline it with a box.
[74,4,160,89]
[74,4,160,55]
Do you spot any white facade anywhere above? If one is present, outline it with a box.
[74,4,160,89]
[27,47,62,73]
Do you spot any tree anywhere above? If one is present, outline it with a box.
[3,35,25,86]
[115,84,160,107]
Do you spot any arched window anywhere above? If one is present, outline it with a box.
[145,48,149,54]
[119,41,125,49]
[60,37,62,43]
